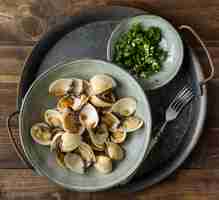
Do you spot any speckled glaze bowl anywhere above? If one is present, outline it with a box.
[19,59,152,191]
[107,14,184,90]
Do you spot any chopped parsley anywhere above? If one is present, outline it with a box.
[113,23,167,78]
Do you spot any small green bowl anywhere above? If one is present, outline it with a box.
[19,59,152,191]
[107,15,184,90]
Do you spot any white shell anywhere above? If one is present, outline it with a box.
[49,79,73,96]
[122,116,144,132]
[78,142,96,168]
[62,108,85,134]
[64,153,85,174]
[88,123,109,147]
[106,142,124,161]
[83,80,93,96]
[79,103,99,128]
[49,78,83,96]
[31,123,52,145]
[71,95,89,111]
[90,74,116,95]
[110,127,127,144]
[94,155,112,174]
[101,112,120,131]
[50,132,63,152]
[111,97,137,117]
[44,109,63,128]
[60,132,81,152]
[90,95,113,107]
[69,78,83,96]
[57,96,74,111]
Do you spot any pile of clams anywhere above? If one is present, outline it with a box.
[31,74,144,174]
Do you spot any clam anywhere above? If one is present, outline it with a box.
[83,80,93,96]
[62,108,85,134]
[90,95,112,107]
[50,132,63,152]
[111,97,137,117]
[64,153,85,174]
[101,112,120,131]
[90,143,105,151]
[57,96,74,111]
[88,123,109,148]
[90,90,116,108]
[31,122,52,145]
[106,142,124,161]
[90,74,116,95]
[110,127,127,144]
[71,95,89,111]
[60,132,81,152]
[122,116,144,132]
[94,155,112,174]
[79,103,99,128]
[49,78,83,96]
[78,142,96,168]
[57,95,89,112]
[44,109,62,128]
[56,150,66,168]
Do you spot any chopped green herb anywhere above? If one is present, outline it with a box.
[113,23,167,78]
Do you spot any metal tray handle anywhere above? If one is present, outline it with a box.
[179,25,215,86]
[6,111,33,169]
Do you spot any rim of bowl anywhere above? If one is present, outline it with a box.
[19,58,152,192]
[107,14,184,90]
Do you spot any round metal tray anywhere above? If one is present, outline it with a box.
[13,6,209,192]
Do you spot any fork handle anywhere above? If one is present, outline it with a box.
[146,121,168,156]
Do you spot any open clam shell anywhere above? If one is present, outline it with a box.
[122,116,144,132]
[110,127,127,144]
[94,155,112,174]
[79,103,99,129]
[106,142,125,161]
[57,96,74,111]
[88,123,109,148]
[111,97,137,117]
[62,108,85,134]
[49,79,73,96]
[64,153,85,174]
[31,122,52,145]
[49,78,83,97]
[90,74,116,95]
[44,109,63,128]
[90,95,113,107]
[101,112,120,131]
[83,80,93,96]
[78,142,96,168]
[50,132,63,152]
[60,132,81,152]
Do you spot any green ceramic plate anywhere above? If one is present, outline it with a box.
[19,59,152,191]
[107,15,184,90]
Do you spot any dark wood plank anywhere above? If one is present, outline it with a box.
[0,0,218,43]
[91,169,219,200]
[0,169,218,199]
[0,169,91,200]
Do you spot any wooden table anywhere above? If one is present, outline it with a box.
[0,0,219,199]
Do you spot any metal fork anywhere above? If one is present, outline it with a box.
[147,86,195,155]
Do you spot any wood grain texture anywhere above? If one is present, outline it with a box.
[0,169,218,199]
[0,0,219,198]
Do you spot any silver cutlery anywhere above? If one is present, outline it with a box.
[147,86,195,155]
